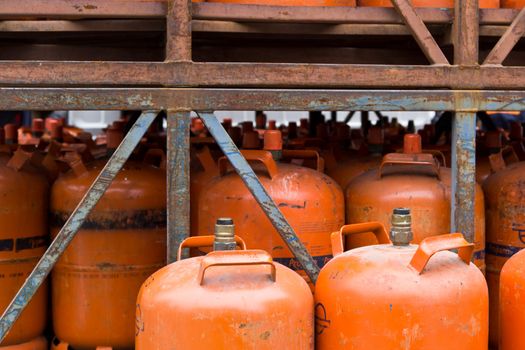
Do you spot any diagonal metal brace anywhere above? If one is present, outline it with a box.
[198,112,320,283]
[0,111,159,342]
[483,7,525,65]
[390,0,449,65]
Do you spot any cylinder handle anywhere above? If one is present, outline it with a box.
[198,250,276,285]
[177,235,246,261]
[281,149,324,172]
[379,153,440,179]
[218,150,278,178]
[331,222,390,256]
[409,233,473,274]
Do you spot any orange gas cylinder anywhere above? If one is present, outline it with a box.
[136,219,313,350]
[476,130,503,184]
[207,0,355,5]
[502,0,524,7]
[358,0,498,7]
[190,146,219,236]
[499,249,525,350]
[345,134,485,271]
[325,126,384,190]
[196,130,344,285]
[508,121,525,160]
[50,131,166,349]
[2,337,46,350]
[483,149,525,348]
[0,150,48,348]
[315,213,488,350]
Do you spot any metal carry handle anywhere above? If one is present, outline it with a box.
[489,146,519,173]
[395,148,447,167]
[177,235,247,261]
[409,233,473,274]
[194,145,218,174]
[379,153,441,179]
[331,222,390,256]
[198,250,276,285]
[422,149,447,167]
[281,149,324,172]
[218,150,278,178]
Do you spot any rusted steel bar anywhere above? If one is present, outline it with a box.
[390,0,449,65]
[451,111,476,244]
[2,88,525,111]
[167,110,191,263]
[166,0,191,62]
[0,111,158,342]
[483,8,525,65]
[193,3,517,25]
[192,3,453,24]
[0,0,166,19]
[0,2,515,24]
[453,0,479,65]
[1,62,525,89]
[198,112,320,283]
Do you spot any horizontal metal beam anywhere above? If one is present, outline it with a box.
[0,19,163,32]
[0,88,524,111]
[193,3,519,25]
[1,62,525,89]
[0,2,517,25]
[0,0,166,18]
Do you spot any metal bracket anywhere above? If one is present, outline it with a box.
[0,111,158,342]
[198,111,320,283]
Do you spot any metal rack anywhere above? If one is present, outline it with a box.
[0,0,524,339]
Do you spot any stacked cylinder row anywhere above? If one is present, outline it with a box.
[0,112,524,349]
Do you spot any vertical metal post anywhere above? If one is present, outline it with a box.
[451,111,476,243]
[453,0,479,66]
[0,111,158,342]
[451,0,478,243]
[166,0,192,62]
[167,110,191,263]
[198,112,320,283]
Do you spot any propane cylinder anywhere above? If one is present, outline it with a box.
[136,219,313,350]
[502,0,524,7]
[315,210,488,350]
[483,148,525,348]
[499,249,525,350]
[0,149,49,349]
[196,130,344,285]
[508,121,525,160]
[50,130,166,349]
[476,130,503,184]
[190,145,220,236]
[345,133,486,271]
[325,126,384,190]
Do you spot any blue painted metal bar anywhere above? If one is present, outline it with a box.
[167,110,191,263]
[198,111,320,283]
[0,111,158,342]
[1,88,525,112]
[451,111,476,244]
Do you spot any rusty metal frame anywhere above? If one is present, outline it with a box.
[483,7,525,65]
[0,0,523,339]
[389,0,449,65]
